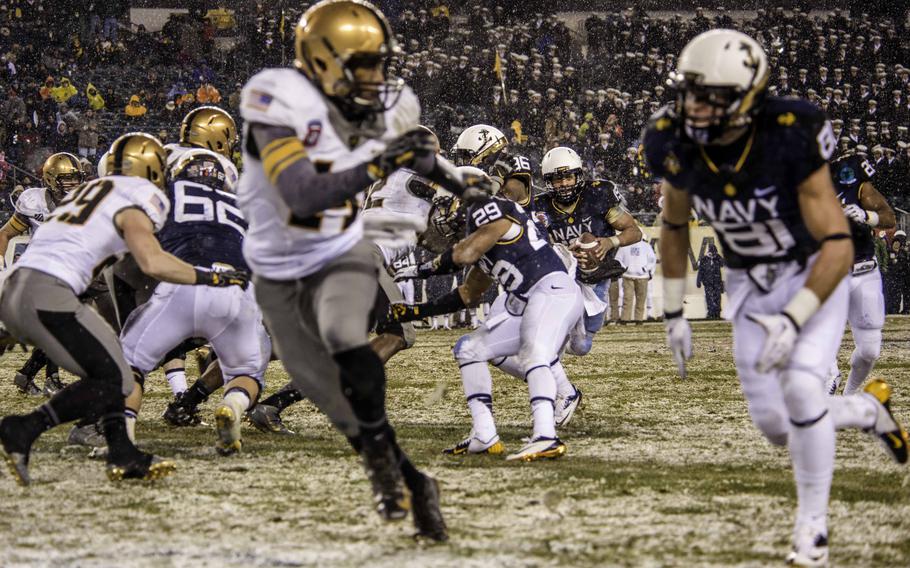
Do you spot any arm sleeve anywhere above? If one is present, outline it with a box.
[250,123,374,219]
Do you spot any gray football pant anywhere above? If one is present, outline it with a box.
[253,239,379,438]
[0,268,134,396]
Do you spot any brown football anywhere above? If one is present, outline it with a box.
[573,232,600,272]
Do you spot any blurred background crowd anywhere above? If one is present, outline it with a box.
[0,1,908,310]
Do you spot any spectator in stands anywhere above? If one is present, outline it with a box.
[86,83,105,111]
[124,95,147,119]
[196,82,221,105]
[77,109,99,159]
[51,77,77,104]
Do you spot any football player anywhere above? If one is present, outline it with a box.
[643,29,908,565]
[119,149,270,455]
[237,0,465,541]
[0,133,246,485]
[247,126,443,435]
[447,133,588,428]
[390,175,584,461]
[535,146,642,355]
[825,151,895,395]
[0,152,84,396]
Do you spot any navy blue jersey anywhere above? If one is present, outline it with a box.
[466,197,566,297]
[533,179,624,246]
[830,152,876,263]
[157,179,249,271]
[642,97,833,269]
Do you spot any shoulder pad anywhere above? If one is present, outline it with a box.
[641,107,685,183]
[119,177,171,232]
[241,68,322,129]
[14,187,51,220]
[762,96,827,130]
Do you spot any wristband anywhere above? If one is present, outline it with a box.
[865,210,880,227]
[193,268,213,285]
[663,277,686,315]
[782,287,820,330]
[608,236,621,250]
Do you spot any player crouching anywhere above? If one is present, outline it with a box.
[0,133,246,485]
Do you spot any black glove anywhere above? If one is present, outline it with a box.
[369,128,437,179]
[195,268,250,289]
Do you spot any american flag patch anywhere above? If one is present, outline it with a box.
[247,89,273,111]
[151,193,166,213]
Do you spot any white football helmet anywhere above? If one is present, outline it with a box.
[541,147,585,203]
[675,29,770,144]
[452,124,507,167]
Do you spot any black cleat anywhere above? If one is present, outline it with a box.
[13,373,42,397]
[106,453,177,482]
[361,434,408,521]
[162,392,203,427]
[410,474,448,542]
[42,373,66,397]
[0,416,36,486]
[247,404,294,435]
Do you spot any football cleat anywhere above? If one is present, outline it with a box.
[214,404,243,456]
[555,388,583,428]
[410,474,448,542]
[442,433,504,456]
[247,404,294,435]
[106,454,177,482]
[67,422,106,448]
[785,526,829,567]
[42,373,66,397]
[361,434,408,521]
[162,392,203,427]
[13,373,42,397]
[505,437,566,462]
[863,379,909,464]
[0,416,37,486]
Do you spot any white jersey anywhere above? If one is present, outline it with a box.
[12,187,54,233]
[363,168,438,261]
[237,67,420,279]
[16,175,169,295]
[165,143,239,192]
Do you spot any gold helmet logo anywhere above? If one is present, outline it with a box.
[42,152,85,200]
[105,132,167,189]
[294,0,403,115]
[180,106,237,159]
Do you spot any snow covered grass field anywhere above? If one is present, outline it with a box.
[1,318,909,567]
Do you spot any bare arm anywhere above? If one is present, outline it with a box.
[858,181,896,229]
[452,218,512,265]
[659,181,692,280]
[116,208,198,284]
[0,219,26,267]
[606,209,643,249]
[798,164,854,303]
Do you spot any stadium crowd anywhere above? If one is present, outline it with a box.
[0,1,908,308]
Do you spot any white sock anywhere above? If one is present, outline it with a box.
[124,410,137,444]
[789,413,834,536]
[844,349,875,395]
[461,362,496,439]
[844,329,882,395]
[526,366,557,439]
[224,389,252,414]
[165,368,188,396]
[551,361,575,399]
[829,393,878,430]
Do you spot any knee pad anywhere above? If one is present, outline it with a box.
[781,370,828,426]
[746,401,789,446]
[453,334,489,365]
[851,328,882,364]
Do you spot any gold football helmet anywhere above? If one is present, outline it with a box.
[42,152,85,201]
[105,133,167,189]
[179,106,237,159]
[294,0,403,116]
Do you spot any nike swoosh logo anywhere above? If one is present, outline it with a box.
[551,286,565,290]
[887,432,904,449]
[755,185,777,197]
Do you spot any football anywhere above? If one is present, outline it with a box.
[573,232,601,272]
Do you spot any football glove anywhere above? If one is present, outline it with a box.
[369,128,437,179]
[393,265,420,282]
[196,269,250,289]
[843,203,868,224]
[665,315,693,379]
[747,312,799,373]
